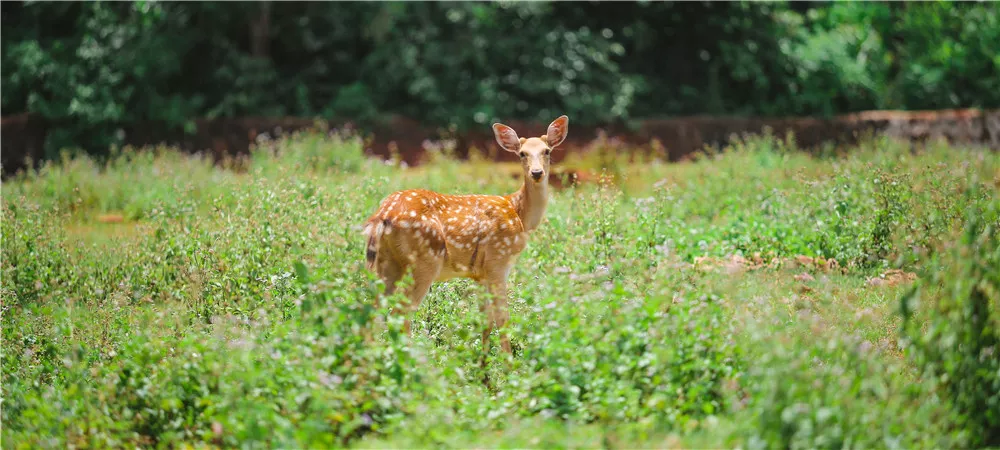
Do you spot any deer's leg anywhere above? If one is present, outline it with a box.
[377,256,403,300]
[480,272,512,357]
[385,221,447,335]
[365,255,402,343]
[395,257,443,335]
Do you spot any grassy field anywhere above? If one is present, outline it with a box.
[2,130,999,449]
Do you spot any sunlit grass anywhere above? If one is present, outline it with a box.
[2,130,997,448]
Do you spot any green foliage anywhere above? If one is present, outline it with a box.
[3,285,438,448]
[901,188,1000,447]
[892,2,1000,110]
[2,2,201,157]
[516,285,740,427]
[775,4,890,114]
[249,125,371,176]
[359,2,635,130]
[3,1,999,162]
[740,329,955,449]
[776,2,1000,114]
[2,133,998,447]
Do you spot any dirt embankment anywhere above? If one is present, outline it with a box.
[3,109,998,177]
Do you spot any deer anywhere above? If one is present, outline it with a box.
[362,115,569,360]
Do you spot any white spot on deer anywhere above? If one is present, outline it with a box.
[409,211,417,218]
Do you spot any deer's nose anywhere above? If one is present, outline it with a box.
[530,169,544,181]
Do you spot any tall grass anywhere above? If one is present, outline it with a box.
[2,131,998,448]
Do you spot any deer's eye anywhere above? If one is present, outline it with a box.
[519,152,526,158]
[544,149,551,156]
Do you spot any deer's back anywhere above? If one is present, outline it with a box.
[368,189,529,279]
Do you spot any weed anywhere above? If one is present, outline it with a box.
[2,131,998,448]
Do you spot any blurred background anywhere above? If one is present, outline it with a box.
[3,4,1000,447]
[2,0,998,172]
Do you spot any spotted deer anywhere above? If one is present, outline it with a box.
[362,115,569,357]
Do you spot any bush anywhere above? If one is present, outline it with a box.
[3,2,998,162]
[740,332,956,449]
[3,133,997,447]
[249,125,371,176]
[901,186,1000,447]
[3,270,442,448]
[514,282,742,428]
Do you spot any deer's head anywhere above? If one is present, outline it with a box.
[492,115,569,184]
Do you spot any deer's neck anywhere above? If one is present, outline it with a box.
[509,177,549,232]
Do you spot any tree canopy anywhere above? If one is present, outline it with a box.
[2,1,998,157]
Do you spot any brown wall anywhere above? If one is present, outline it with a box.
[1,113,47,175]
[3,109,998,177]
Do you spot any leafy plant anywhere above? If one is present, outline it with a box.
[3,1,998,166]
[2,132,998,448]
[900,186,1000,447]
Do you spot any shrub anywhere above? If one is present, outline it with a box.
[3,133,997,448]
[249,125,371,176]
[514,283,742,428]
[3,271,443,448]
[900,187,1000,447]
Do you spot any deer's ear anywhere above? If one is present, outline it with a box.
[492,123,521,153]
[546,115,569,148]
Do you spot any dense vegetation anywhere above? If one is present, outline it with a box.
[2,131,998,448]
[3,1,999,158]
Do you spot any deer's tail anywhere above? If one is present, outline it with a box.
[362,217,391,273]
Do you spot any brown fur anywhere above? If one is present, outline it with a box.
[361,116,570,358]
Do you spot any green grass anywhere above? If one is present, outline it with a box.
[2,130,998,448]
